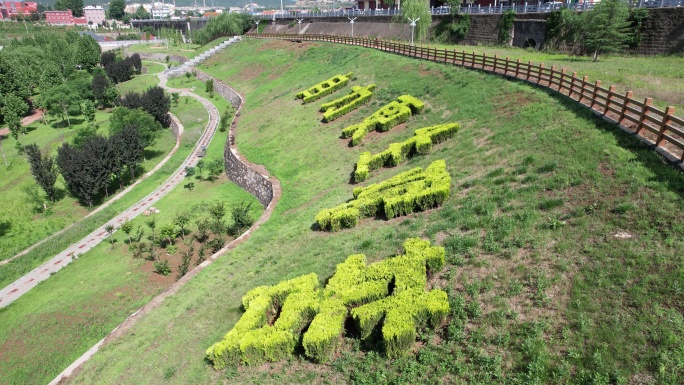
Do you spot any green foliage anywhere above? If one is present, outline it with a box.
[295,72,353,104]
[434,14,471,43]
[320,84,376,122]
[498,10,516,45]
[354,123,460,182]
[207,239,448,367]
[192,13,253,45]
[316,160,451,231]
[584,0,632,60]
[341,94,425,146]
[626,8,649,48]
[109,107,161,148]
[154,258,171,276]
[400,0,432,42]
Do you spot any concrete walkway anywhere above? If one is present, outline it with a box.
[0,76,218,308]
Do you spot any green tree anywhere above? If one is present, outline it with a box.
[83,100,96,123]
[42,84,82,127]
[74,35,101,71]
[108,0,126,20]
[2,94,29,140]
[105,224,115,245]
[54,0,84,17]
[207,158,223,182]
[173,212,191,240]
[196,159,205,181]
[109,107,161,148]
[120,219,134,243]
[400,0,431,42]
[146,217,157,242]
[134,5,150,20]
[583,0,632,61]
[159,224,176,246]
[24,143,59,202]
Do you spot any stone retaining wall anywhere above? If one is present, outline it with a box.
[194,70,275,208]
[168,113,182,139]
[124,51,189,64]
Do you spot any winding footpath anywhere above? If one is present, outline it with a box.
[0,75,219,308]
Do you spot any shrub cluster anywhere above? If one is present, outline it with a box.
[295,72,353,104]
[354,123,460,182]
[341,95,425,146]
[320,84,376,122]
[315,160,451,232]
[206,238,448,367]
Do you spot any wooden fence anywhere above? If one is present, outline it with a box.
[247,33,684,163]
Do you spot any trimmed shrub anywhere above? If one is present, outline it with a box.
[320,84,376,122]
[206,238,448,368]
[354,123,460,183]
[341,95,425,146]
[302,297,347,363]
[296,72,353,104]
[317,160,451,231]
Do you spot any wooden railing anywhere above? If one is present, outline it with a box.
[246,33,684,163]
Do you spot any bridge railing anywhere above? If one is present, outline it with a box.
[254,0,682,19]
[245,33,684,163]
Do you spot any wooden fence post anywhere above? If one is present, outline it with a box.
[580,76,589,103]
[526,61,532,81]
[504,57,510,76]
[538,63,544,84]
[618,91,633,125]
[515,59,521,78]
[636,98,652,136]
[589,80,601,110]
[569,72,578,97]
[604,85,616,116]
[656,107,676,147]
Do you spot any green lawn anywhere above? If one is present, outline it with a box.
[142,60,167,75]
[116,72,160,94]
[126,37,230,59]
[0,94,262,385]
[0,108,176,262]
[426,42,684,109]
[62,39,684,385]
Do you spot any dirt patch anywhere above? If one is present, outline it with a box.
[255,39,313,54]
[236,63,266,82]
[493,91,538,119]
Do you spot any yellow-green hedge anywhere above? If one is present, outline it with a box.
[316,160,451,232]
[295,72,353,103]
[340,95,425,146]
[320,84,376,122]
[354,123,460,183]
[206,239,449,367]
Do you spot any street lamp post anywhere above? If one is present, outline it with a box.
[407,17,419,46]
[296,18,303,33]
[348,17,356,37]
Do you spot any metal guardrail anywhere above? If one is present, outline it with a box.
[255,0,683,18]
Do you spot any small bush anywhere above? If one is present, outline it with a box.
[154,259,172,276]
[341,95,424,146]
[320,84,376,122]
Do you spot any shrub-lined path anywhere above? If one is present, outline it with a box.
[0,75,218,308]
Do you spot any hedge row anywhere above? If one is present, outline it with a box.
[295,72,353,104]
[320,84,376,122]
[315,160,451,232]
[341,95,425,146]
[354,122,460,182]
[206,239,448,367]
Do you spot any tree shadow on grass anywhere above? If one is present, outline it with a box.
[0,220,11,237]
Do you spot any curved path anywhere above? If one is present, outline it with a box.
[50,70,281,385]
[0,77,219,308]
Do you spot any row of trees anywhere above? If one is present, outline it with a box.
[101,51,143,84]
[25,106,161,208]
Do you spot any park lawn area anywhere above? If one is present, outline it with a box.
[0,92,265,385]
[64,39,684,385]
[126,37,230,59]
[142,60,167,75]
[0,108,175,261]
[0,97,195,289]
[428,41,684,109]
[117,72,160,94]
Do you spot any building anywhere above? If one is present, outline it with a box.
[0,1,37,19]
[45,9,75,25]
[83,5,105,25]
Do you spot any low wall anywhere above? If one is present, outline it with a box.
[637,7,684,54]
[168,113,182,139]
[194,70,275,208]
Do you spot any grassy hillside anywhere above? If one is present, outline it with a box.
[63,39,684,384]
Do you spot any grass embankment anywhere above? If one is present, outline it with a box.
[142,60,167,75]
[0,93,261,385]
[126,36,229,59]
[60,39,684,384]
[427,42,684,109]
[0,106,176,262]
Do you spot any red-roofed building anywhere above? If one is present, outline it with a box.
[45,9,74,25]
[0,1,37,19]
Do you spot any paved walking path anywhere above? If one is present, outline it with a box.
[0,76,219,308]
